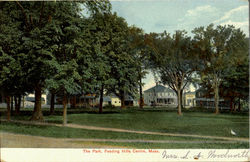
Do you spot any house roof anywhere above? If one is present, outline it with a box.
[103,96,111,102]
[108,93,134,101]
[100,95,134,102]
[144,85,174,93]
[25,97,45,102]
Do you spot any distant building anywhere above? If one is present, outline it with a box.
[194,88,230,109]
[143,84,177,106]
[25,93,47,107]
[46,93,97,108]
[103,95,121,107]
[183,91,196,108]
[0,92,48,108]
[101,95,136,107]
[102,96,112,106]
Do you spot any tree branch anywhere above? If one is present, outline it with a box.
[39,1,45,27]
[16,1,29,30]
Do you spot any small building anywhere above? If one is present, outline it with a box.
[194,88,230,109]
[24,93,47,108]
[183,91,196,108]
[101,95,136,107]
[102,96,112,106]
[143,84,177,106]
[43,91,98,108]
[109,95,121,107]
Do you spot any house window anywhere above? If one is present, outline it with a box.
[119,101,121,103]
[115,101,117,103]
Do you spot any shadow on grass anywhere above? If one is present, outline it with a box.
[0,106,248,121]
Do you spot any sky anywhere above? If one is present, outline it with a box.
[111,0,249,91]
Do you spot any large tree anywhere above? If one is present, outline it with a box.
[147,31,197,115]
[44,3,83,125]
[0,1,111,121]
[87,13,140,109]
[128,26,149,109]
[0,3,32,119]
[46,61,81,125]
[45,1,111,122]
[220,38,249,111]
[84,12,118,113]
[107,17,140,109]
[192,24,247,114]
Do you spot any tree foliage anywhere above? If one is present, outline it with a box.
[192,24,248,114]
[147,31,198,115]
[0,1,111,121]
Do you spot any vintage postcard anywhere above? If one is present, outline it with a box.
[0,0,249,161]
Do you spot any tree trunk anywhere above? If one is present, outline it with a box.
[121,94,125,109]
[63,93,67,125]
[139,77,144,109]
[10,96,13,115]
[180,89,183,108]
[50,92,55,115]
[14,96,17,110]
[71,96,76,108]
[177,89,182,115]
[99,84,104,114]
[233,102,236,112]
[238,98,241,112]
[214,84,219,114]
[230,99,233,112]
[22,96,25,108]
[30,84,44,121]
[15,95,21,115]
[18,95,21,112]
[6,96,11,121]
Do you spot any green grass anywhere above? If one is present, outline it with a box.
[1,121,248,149]
[0,107,249,148]
[0,121,226,141]
[43,111,249,138]
[1,107,248,138]
[74,141,249,149]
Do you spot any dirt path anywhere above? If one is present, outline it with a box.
[0,132,241,148]
[0,132,126,148]
[1,119,249,143]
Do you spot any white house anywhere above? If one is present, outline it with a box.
[101,94,138,107]
[24,93,48,108]
[143,84,177,106]
[183,91,196,108]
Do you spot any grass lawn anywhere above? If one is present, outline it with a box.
[1,121,210,141]
[0,107,249,148]
[1,120,235,142]
[1,107,249,138]
[73,141,249,149]
[1,121,248,149]
[44,109,249,138]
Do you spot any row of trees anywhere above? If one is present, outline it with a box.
[146,25,248,115]
[0,1,248,123]
[0,1,148,124]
